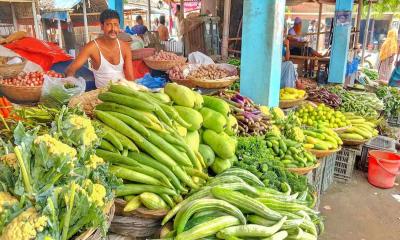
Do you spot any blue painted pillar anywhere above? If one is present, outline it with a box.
[240,0,285,107]
[108,0,124,26]
[328,0,354,83]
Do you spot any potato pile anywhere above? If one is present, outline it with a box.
[188,64,230,80]
[168,64,187,80]
[148,50,184,61]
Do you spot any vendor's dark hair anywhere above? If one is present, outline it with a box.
[100,9,120,24]
[136,15,143,22]
[160,15,166,25]
[176,4,181,11]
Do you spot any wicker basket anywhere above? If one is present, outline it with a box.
[0,58,26,78]
[0,84,42,103]
[342,138,370,146]
[279,95,308,109]
[171,76,238,89]
[75,201,115,240]
[309,147,341,158]
[287,161,321,175]
[144,57,186,71]
[132,48,156,60]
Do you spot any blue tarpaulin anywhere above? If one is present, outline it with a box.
[41,0,82,21]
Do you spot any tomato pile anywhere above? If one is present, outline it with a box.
[0,70,63,87]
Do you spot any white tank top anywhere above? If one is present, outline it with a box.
[92,39,125,88]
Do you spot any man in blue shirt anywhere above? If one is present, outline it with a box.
[389,60,400,87]
[131,15,149,35]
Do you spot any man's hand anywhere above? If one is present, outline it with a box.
[284,39,290,48]
[65,42,93,77]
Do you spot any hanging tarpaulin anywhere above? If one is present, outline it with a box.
[41,11,69,21]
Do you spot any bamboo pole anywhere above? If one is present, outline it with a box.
[221,0,232,58]
[361,0,372,66]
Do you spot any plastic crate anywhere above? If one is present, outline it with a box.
[321,153,337,192]
[358,136,396,171]
[387,115,400,127]
[310,162,324,210]
[334,148,358,183]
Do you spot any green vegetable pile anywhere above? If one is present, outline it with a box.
[362,68,378,81]
[376,86,400,118]
[0,107,119,239]
[329,86,383,118]
[159,169,323,239]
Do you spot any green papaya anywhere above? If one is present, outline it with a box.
[193,91,204,109]
[200,107,227,133]
[227,155,238,165]
[202,95,230,116]
[203,129,235,159]
[198,144,215,167]
[225,115,238,136]
[174,106,203,131]
[210,157,232,174]
[184,130,200,152]
[164,83,195,108]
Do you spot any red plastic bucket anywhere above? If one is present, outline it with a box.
[368,150,400,188]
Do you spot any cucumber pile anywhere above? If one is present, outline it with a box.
[94,83,238,211]
[161,168,323,239]
[339,113,378,141]
[303,126,343,151]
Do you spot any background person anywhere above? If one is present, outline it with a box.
[157,15,170,41]
[131,15,149,35]
[378,29,398,83]
[288,17,323,57]
[281,35,297,88]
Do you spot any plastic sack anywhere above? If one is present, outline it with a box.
[188,51,214,64]
[137,73,166,89]
[40,75,86,108]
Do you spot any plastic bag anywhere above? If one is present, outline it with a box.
[137,74,166,89]
[188,51,214,64]
[40,75,86,108]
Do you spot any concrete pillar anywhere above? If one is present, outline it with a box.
[328,0,355,84]
[240,0,285,107]
[82,0,89,43]
[108,0,124,26]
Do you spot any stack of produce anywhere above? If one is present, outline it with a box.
[303,126,343,151]
[265,132,317,169]
[307,87,342,109]
[339,112,378,142]
[147,50,185,61]
[93,83,238,211]
[168,64,187,80]
[187,64,230,80]
[0,108,118,239]
[235,136,315,200]
[160,170,323,239]
[280,87,306,101]
[376,86,400,118]
[295,103,351,129]
[329,86,383,118]
[227,58,240,67]
[0,70,61,87]
[361,68,378,81]
[215,91,271,136]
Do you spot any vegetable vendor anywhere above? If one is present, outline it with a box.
[388,60,400,87]
[377,29,398,83]
[66,9,134,88]
[281,34,297,88]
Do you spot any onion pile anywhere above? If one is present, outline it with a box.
[168,64,187,80]
[148,50,184,61]
[0,70,62,87]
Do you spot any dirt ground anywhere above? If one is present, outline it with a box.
[320,171,400,240]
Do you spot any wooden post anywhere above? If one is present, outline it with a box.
[32,1,41,39]
[147,0,151,30]
[57,19,63,48]
[11,4,18,31]
[355,0,363,46]
[180,0,184,19]
[82,0,89,43]
[316,3,323,51]
[221,0,232,58]
[361,0,372,65]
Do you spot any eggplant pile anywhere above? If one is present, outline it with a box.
[214,91,271,136]
[307,88,342,109]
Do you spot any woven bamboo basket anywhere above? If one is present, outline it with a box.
[309,147,341,158]
[171,75,238,89]
[279,95,308,109]
[75,201,115,240]
[342,138,370,146]
[110,198,166,238]
[287,161,321,175]
[0,58,26,78]
[144,57,186,71]
[0,84,42,102]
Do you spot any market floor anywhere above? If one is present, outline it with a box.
[320,170,400,240]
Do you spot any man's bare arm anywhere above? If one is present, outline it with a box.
[122,43,134,80]
[65,42,93,77]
